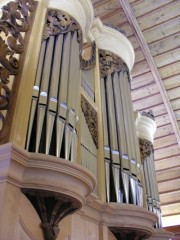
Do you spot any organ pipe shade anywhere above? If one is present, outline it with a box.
[99,49,143,206]
[26,10,82,162]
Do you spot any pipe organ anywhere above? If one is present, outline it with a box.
[137,111,162,228]
[0,0,172,239]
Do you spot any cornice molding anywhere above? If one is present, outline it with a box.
[136,111,157,144]
[44,0,94,42]
[0,143,96,205]
[79,195,157,238]
[91,18,135,72]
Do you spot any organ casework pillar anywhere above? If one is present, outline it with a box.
[137,111,162,228]
[99,49,143,205]
[26,10,82,162]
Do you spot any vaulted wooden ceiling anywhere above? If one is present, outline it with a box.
[92,0,180,228]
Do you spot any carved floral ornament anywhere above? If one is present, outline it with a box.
[99,49,130,81]
[139,138,153,162]
[141,110,155,121]
[43,9,82,43]
[80,41,96,70]
[81,95,98,148]
[0,0,35,110]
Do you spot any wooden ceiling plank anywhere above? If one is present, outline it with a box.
[154,48,180,69]
[168,87,180,101]
[154,123,174,139]
[154,144,180,160]
[155,114,171,127]
[160,190,180,205]
[120,0,180,148]
[149,34,180,57]
[136,1,180,31]
[161,207,180,217]
[131,59,150,77]
[159,61,180,79]
[156,167,180,183]
[163,74,180,90]
[158,179,180,193]
[131,83,159,101]
[131,72,155,90]
[131,0,175,19]
[133,94,163,111]
[155,154,180,168]
[154,134,177,150]
[143,17,180,45]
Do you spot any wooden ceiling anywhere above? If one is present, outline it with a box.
[92,0,180,227]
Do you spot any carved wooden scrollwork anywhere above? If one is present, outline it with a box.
[99,49,123,78]
[81,95,98,148]
[43,10,82,42]
[139,138,153,162]
[0,0,35,110]
[99,49,130,79]
[80,41,96,70]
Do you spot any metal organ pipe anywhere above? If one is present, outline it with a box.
[36,36,55,153]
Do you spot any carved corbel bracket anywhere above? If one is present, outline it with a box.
[22,189,80,240]
[139,138,153,162]
[110,227,150,240]
[81,95,98,148]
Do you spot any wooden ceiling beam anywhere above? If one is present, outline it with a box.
[119,0,180,148]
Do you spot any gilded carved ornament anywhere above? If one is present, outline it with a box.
[43,9,82,43]
[139,138,153,162]
[80,41,96,70]
[99,49,130,80]
[81,95,98,148]
[0,0,35,111]
[141,110,155,121]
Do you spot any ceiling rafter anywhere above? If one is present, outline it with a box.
[119,0,180,148]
